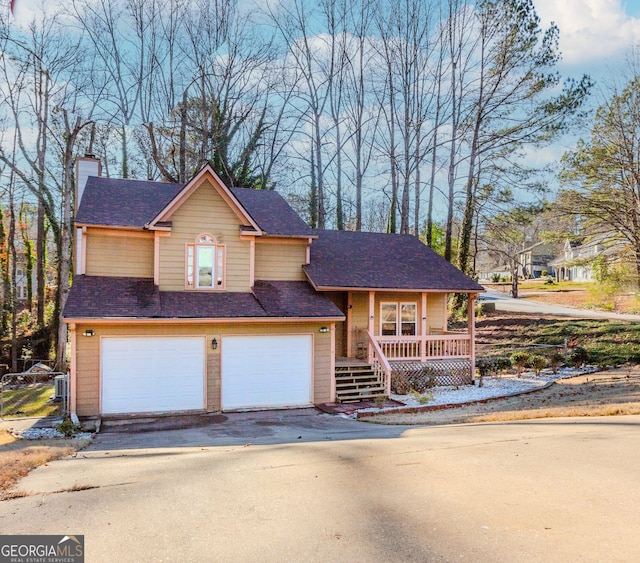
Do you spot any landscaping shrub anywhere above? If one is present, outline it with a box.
[530,354,547,376]
[391,366,438,394]
[391,371,411,395]
[570,346,589,367]
[56,418,80,438]
[476,356,512,377]
[549,351,565,374]
[511,351,531,376]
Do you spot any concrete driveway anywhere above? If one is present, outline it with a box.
[2,411,639,562]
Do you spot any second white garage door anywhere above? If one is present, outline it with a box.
[221,335,313,410]
[101,336,205,415]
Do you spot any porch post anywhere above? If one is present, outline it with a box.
[468,293,476,382]
[330,323,336,402]
[421,292,427,361]
[368,291,375,363]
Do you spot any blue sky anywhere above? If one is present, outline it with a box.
[532,0,640,75]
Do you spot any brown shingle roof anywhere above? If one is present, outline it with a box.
[303,230,484,291]
[252,280,343,317]
[75,177,184,228]
[75,176,314,237]
[230,188,315,237]
[63,276,343,320]
[63,276,162,317]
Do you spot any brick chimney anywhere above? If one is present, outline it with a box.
[75,154,101,212]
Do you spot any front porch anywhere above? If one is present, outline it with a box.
[329,290,479,403]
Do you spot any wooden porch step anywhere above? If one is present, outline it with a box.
[335,364,386,402]
[335,365,374,373]
[337,388,387,402]
[335,373,380,382]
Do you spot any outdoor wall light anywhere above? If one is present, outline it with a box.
[83,329,95,337]
[211,338,218,350]
[319,326,329,333]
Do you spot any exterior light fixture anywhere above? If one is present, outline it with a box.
[83,329,95,337]
[319,326,329,333]
[211,338,218,350]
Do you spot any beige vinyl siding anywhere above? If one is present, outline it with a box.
[158,180,251,291]
[85,232,154,278]
[254,240,307,281]
[325,292,346,357]
[348,292,369,358]
[74,321,332,417]
[426,293,447,332]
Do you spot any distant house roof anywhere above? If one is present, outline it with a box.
[303,230,484,292]
[75,175,313,237]
[63,276,344,320]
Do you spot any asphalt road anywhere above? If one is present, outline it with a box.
[2,411,639,562]
[481,289,640,321]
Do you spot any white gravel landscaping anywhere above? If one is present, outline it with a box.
[385,365,600,411]
[13,428,93,440]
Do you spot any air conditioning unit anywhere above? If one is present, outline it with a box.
[54,374,69,401]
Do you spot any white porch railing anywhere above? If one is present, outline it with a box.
[367,330,392,395]
[376,333,471,362]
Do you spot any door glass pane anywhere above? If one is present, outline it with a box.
[381,303,397,336]
[197,246,214,287]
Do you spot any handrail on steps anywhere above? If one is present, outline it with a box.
[367,329,392,396]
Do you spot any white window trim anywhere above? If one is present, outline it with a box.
[185,233,226,290]
[380,301,417,336]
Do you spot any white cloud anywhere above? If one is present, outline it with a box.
[533,0,640,65]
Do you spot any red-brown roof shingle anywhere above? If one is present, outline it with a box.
[303,230,484,291]
[63,276,344,320]
[75,177,184,228]
[75,176,314,237]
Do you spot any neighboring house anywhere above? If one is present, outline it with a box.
[64,157,483,418]
[517,242,558,279]
[549,236,622,282]
[14,252,36,302]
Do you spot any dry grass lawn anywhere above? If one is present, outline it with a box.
[0,430,90,501]
[365,368,640,426]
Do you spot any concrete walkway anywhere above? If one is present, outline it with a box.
[481,289,640,321]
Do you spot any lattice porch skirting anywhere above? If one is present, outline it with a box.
[390,359,473,394]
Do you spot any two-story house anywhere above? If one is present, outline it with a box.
[517,242,558,279]
[64,158,483,418]
[550,236,624,282]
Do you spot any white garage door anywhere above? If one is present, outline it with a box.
[101,337,205,414]
[222,335,312,410]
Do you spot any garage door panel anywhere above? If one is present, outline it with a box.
[222,335,312,410]
[101,337,205,414]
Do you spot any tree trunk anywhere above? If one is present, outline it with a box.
[8,198,17,372]
[444,55,457,262]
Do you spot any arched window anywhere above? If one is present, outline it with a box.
[186,234,225,289]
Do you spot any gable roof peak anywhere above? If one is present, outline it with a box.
[147,165,262,233]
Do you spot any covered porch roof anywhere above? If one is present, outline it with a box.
[303,230,485,292]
